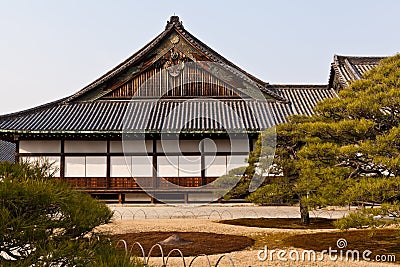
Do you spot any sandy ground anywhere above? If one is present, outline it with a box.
[107,204,351,220]
[97,219,398,267]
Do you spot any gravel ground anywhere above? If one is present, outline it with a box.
[97,219,398,267]
[107,204,351,220]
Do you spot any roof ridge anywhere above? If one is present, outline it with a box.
[334,54,387,60]
[269,84,328,88]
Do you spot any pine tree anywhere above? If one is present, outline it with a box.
[247,54,400,225]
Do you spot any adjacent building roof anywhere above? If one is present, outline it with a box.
[0,141,15,162]
[328,55,385,90]
[270,85,337,122]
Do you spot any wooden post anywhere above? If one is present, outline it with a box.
[200,139,205,185]
[14,135,19,163]
[152,138,157,188]
[106,140,110,189]
[249,137,254,152]
[60,139,65,179]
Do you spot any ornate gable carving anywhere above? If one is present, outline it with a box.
[99,30,242,99]
[154,47,189,77]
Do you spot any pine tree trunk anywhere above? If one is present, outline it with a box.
[300,201,310,225]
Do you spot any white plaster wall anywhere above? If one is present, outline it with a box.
[65,157,86,177]
[179,140,201,153]
[110,156,132,177]
[110,140,152,153]
[230,139,250,153]
[207,139,250,153]
[157,140,179,153]
[157,140,204,153]
[212,139,231,152]
[110,156,152,177]
[156,139,249,153]
[86,157,107,177]
[179,156,201,177]
[132,156,153,177]
[19,141,60,153]
[64,141,106,153]
[158,156,178,177]
[205,156,227,177]
[207,139,230,152]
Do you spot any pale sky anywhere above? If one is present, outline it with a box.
[0,0,399,114]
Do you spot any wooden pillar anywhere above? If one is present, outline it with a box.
[118,193,125,204]
[14,135,19,163]
[249,136,254,152]
[152,138,157,189]
[200,139,206,185]
[60,139,65,179]
[106,140,110,189]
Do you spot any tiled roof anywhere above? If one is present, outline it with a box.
[0,100,273,133]
[0,85,336,136]
[272,85,337,120]
[329,55,385,89]
[0,140,15,162]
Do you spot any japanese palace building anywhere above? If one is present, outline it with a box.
[0,16,385,203]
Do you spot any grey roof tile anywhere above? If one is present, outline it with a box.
[0,85,336,135]
[329,55,385,89]
[0,141,15,162]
